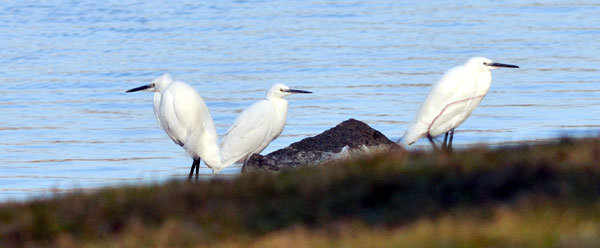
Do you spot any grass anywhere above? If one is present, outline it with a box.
[1,137,600,247]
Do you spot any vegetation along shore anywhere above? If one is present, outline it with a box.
[2,136,600,247]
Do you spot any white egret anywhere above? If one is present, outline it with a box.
[126,73,221,179]
[218,83,312,170]
[403,57,519,151]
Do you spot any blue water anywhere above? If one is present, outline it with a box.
[1,1,599,201]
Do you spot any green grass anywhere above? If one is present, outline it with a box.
[2,137,600,247]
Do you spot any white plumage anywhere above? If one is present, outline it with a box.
[127,73,221,178]
[219,83,311,170]
[404,57,519,149]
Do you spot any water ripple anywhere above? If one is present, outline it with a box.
[1,0,600,201]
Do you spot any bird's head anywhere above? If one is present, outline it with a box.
[267,83,312,99]
[466,57,519,72]
[125,73,173,93]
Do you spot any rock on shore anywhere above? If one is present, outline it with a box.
[242,118,402,172]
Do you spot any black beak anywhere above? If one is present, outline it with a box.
[126,84,153,93]
[284,89,312,94]
[488,62,519,68]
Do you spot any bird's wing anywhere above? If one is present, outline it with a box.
[159,82,213,145]
[161,82,221,167]
[405,66,479,141]
[158,89,187,147]
[219,100,275,166]
[171,83,210,135]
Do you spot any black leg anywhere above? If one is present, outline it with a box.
[427,133,438,151]
[448,129,455,152]
[188,158,199,181]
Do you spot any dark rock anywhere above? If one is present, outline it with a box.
[242,118,402,172]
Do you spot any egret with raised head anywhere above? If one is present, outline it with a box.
[403,57,519,151]
[218,83,312,170]
[126,73,221,179]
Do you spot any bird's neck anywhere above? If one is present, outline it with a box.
[474,70,492,94]
[262,97,288,141]
[269,97,288,120]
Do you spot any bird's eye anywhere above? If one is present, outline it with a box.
[280,89,284,92]
[483,62,487,65]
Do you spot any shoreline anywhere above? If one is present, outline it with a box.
[2,136,600,246]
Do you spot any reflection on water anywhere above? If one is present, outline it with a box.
[1,0,599,201]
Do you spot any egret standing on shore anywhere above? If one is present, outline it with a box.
[403,57,519,151]
[218,84,312,170]
[126,73,221,179]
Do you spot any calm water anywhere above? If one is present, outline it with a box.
[1,1,599,201]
